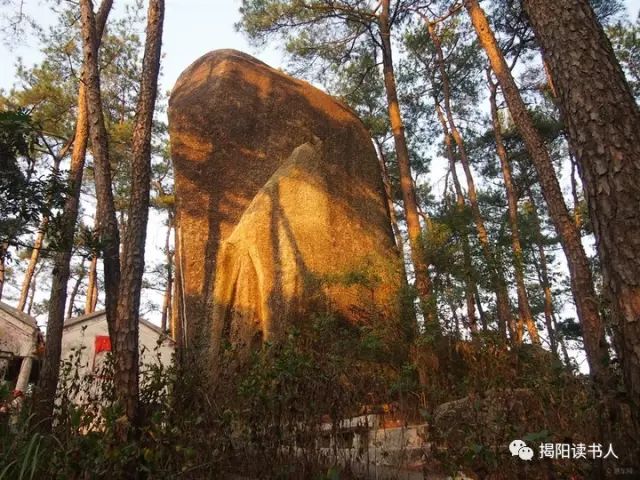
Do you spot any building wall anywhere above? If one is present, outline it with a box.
[0,303,39,388]
[61,314,174,378]
[0,307,36,358]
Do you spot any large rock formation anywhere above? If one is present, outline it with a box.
[168,50,408,372]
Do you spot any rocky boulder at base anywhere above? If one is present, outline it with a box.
[168,49,409,374]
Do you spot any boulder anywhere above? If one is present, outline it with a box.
[168,50,407,371]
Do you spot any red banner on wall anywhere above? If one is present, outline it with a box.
[94,335,111,354]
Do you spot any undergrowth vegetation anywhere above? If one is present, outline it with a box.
[0,321,627,479]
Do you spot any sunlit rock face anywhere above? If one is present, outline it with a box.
[168,49,408,372]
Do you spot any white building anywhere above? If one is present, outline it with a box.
[61,310,175,377]
[1,304,174,410]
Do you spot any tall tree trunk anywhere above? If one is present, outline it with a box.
[569,152,582,229]
[80,0,121,337]
[379,0,436,326]
[161,267,172,334]
[465,0,609,387]
[18,224,47,312]
[113,0,165,426]
[554,312,572,366]
[85,254,98,314]
[67,259,86,319]
[429,20,512,339]
[523,0,640,439]
[474,283,487,331]
[445,274,462,335]
[0,244,5,301]
[527,189,560,358]
[35,0,113,432]
[17,146,71,312]
[529,191,575,364]
[26,264,39,316]
[172,227,184,346]
[373,138,406,257]
[488,74,540,344]
[91,271,98,311]
[160,217,173,333]
[542,59,558,99]
[434,100,478,333]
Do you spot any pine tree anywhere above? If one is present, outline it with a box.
[35,0,114,432]
[522,0,640,435]
[79,0,165,429]
[464,0,610,387]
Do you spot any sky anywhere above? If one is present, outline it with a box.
[0,0,285,94]
[0,0,639,334]
[2,0,636,96]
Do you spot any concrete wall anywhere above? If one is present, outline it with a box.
[0,302,39,388]
[0,303,37,358]
[61,312,174,378]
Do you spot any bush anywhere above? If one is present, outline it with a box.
[1,323,617,479]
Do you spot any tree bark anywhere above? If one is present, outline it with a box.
[527,189,560,358]
[172,226,184,346]
[474,283,487,331]
[160,216,173,333]
[488,74,539,344]
[79,0,120,337]
[554,311,572,366]
[85,254,98,314]
[373,137,406,257]
[465,0,609,387]
[17,144,71,312]
[434,100,478,333]
[429,20,512,339]
[26,264,39,316]
[569,152,582,229]
[0,243,6,301]
[35,0,113,432]
[379,0,436,326]
[91,270,98,311]
[522,0,640,417]
[18,224,47,312]
[67,259,86,319]
[113,0,165,425]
